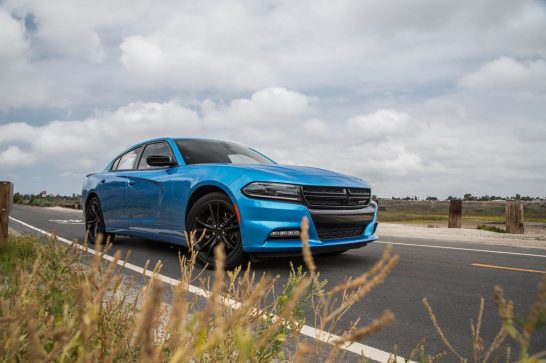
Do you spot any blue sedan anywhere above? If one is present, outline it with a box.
[82,138,378,268]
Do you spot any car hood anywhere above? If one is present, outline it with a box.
[203,164,370,188]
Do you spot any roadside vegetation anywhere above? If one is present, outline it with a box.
[13,192,82,209]
[477,224,506,233]
[1,226,545,362]
[378,200,546,224]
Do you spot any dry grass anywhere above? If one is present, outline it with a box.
[422,276,546,363]
[1,220,545,362]
[0,220,398,362]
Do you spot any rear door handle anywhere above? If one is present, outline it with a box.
[128,180,135,186]
[100,179,105,184]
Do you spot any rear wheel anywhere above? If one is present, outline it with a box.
[186,192,245,269]
[85,196,115,245]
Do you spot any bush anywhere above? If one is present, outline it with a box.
[29,198,54,207]
[477,224,506,233]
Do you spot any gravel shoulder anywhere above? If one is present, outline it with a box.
[378,223,546,249]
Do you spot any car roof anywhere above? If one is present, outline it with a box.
[137,137,225,145]
[118,137,238,157]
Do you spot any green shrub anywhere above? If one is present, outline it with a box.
[477,224,506,233]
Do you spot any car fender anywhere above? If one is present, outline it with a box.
[187,179,239,208]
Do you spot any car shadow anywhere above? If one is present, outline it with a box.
[109,236,377,278]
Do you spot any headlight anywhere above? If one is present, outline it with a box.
[242,182,302,202]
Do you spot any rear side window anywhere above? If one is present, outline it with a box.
[117,146,143,170]
[111,157,121,171]
[138,142,175,170]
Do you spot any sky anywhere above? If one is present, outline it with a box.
[0,0,545,198]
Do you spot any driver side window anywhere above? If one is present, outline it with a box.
[138,142,175,170]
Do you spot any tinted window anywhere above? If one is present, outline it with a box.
[138,142,175,170]
[175,140,275,165]
[117,146,143,170]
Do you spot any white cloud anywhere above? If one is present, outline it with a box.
[1,87,544,198]
[0,10,47,110]
[120,36,163,72]
[114,0,546,92]
[347,110,412,140]
[459,57,546,93]
[0,146,35,166]
[6,0,109,62]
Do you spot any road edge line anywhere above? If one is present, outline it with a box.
[471,263,546,274]
[9,216,411,363]
[376,241,546,258]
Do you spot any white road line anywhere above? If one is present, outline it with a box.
[9,216,409,363]
[48,219,85,225]
[376,241,546,258]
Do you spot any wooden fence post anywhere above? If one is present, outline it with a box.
[448,199,463,228]
[506,201,524,234]
[0,181,13,248]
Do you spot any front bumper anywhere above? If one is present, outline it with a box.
[236,196,379,253]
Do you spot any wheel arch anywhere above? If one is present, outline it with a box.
[84,191,99,217]
[185,183,237,224]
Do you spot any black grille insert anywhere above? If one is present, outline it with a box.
[316,224,365,241]
[302,186,371,209]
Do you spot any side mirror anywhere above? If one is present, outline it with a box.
[146,155,175,167]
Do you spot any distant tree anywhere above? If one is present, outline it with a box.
[515,193,521,200]
[404,196,411,201]
[13,192,22,204]
[463,193,476,201]
[426,196,438,201]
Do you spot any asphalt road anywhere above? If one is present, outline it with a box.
[9,204,546,360]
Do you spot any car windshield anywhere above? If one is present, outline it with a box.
[175,140,275,165]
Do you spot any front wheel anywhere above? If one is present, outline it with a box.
[186,192,246,270]
[85,196,115,245]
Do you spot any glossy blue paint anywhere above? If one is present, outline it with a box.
[82,137,379,254]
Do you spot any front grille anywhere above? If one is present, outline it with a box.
[302,186,371,209]
[316,224,365,240]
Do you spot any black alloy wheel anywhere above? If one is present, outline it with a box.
[85,196,115,245]
[186,192,245,269]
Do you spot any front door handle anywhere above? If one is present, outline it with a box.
[128,180,135,186]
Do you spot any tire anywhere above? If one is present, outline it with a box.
[186,192,246,270]
[85,196,115,245]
